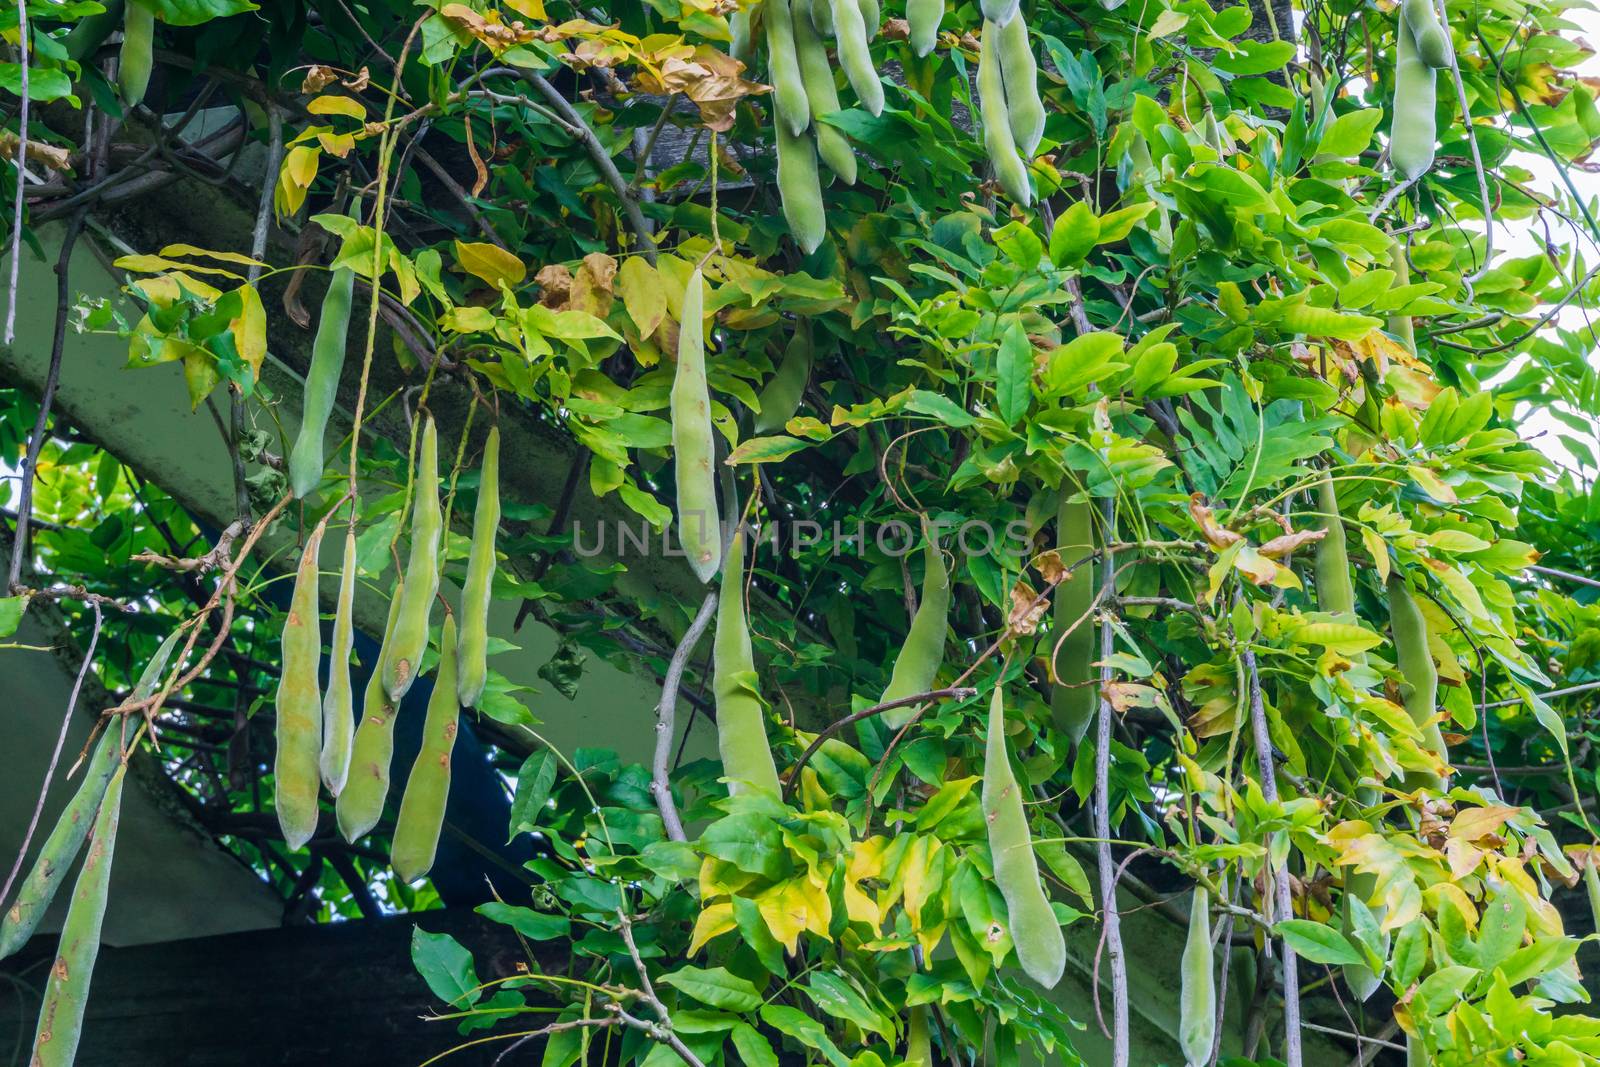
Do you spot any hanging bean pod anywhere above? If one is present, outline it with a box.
[879,521,950,729]
[1179,886,1216,1066]
[457,426,500,708]
[730,4,756,66]
[829,0,884,114]
[671,269,724,582]
[713,530,783,796]
[793,9,858,184]
[1390,16,1437,181]
[1388,240,1417,354]
[28,761,126,1067]
[996,12,1045,157]
[979,0,1019,24]
[1387,572,1448,787]
[276,525,326,850]
[335,580,406,843]
[775,124,827,254]
[906,1005,932,1066]
[907,0,942,57]
[117,0,155,107]
[287,254,357,499]
[765,0,813,137]
[754,326,815,435]
[384,417,442,701]
[320,525,358,795]
[1401,0,1452,68]
[982,684,1065,987]
[391,615,461,882]
[978,21,1032,206]
[1050,497,1097,743]
[1314,473,1355,618]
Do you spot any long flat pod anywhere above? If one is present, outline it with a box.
[1314,473,1355,618]
[775,124,826,255]
[29,760,126,1067]
[384,417,442,700]
[335,581,406,843]
[287,255,357,498]
[672,268,723,582]
[276,525,326,850]
[391,615,461,882]
[793,9,858,184]
[713,530,782,796]
[1387,572,1448,787]
[753,326,815,435]
[1050,496,1097,743]
[1178,886,1216,1066]
[829,0,884,114]
[764,0,812,137]
[879,522,950,729]
[978,20,1032,206]
[321,525,359,795]
[1390,15,1437,181]
[0,729,122,959]
[981,685,1065,988]
[457,426,500,708]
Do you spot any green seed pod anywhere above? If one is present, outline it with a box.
[1390,16,1437,182]
[730,4,756,67]
[906,1005,932,1066]
[287,263,356,498]
[28,763,125,1067]
[765,0,812,137]
[117,0,155,107]
[276,525,326,850]
[713,530,782,797]
[321,525,358,796]
[980,0,1018,26]
[879,522,950,729]
[384,417,442,701]
[979,20,1032,206]
[1401,0,1451,68]
[0,727,127,960]
[65,0,125,62]
[857,0,880,37]
[776,124,827,254]
[1179,886,1216,1067]
[335,580,406,843]
[982,685,1065,988]
[1314,473,1355,618]
[390,616,461,883]
[1388,240,1416,354]
[830,0,884,114]
[753,326,815,435]
[794,8,858,184]
[907,0,942,56]
[996,12,1045,157]
[1050,497,1097,744]
[457,427,500,708]
[1387,572,1448,787]
[803,0,833,38]
[1585,861,1600,938]
[672,269,723,583]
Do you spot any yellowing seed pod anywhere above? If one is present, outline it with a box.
[391,615,461,882]
[672,269,723,583]
[457,427,500,708]
[979,20,1032,206]
[713,530,782,796]
[982,684,1065,987]
[320,525,358,795]
[384,418,442,701]
[879,522,950,729]
[276,526,326,850]
[1390,17,1437,181]
[996,12,1045,157]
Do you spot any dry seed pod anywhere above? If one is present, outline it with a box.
[276,526,326,850]
[321,525,358,795]
[671,269,723,582]
[457,427,500,708]
[982,685,1065,987]
[391,615,461,882]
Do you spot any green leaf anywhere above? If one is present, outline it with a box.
[475,902,572,941]
[699,813,791,880]
[509,749,558,839]
[1273,919,1364,965]
[760,1004,853,1067]
[411,927,481,1009]
[1315,108,1384,158]
[658,965,763,1012]
[727,435,810,465]
[0,595,26,639]
[149,0,259,24]
[800,972,894,1041]
[995,322,1032,427]
[1048,202,1099,267]
[729,1023,781,1067]
[904,390,976,428]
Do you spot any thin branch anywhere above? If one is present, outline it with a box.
[1479,678,1600,710]
[0,600,102,911]
[1246,646,1300,1067]
[1093,495,1129,1065]
[654,591,716,842]
[1531,563,1600,591]
[785,686,979,801]
[3,0,28,343]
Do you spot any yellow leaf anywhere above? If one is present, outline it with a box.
[688,902,735,954]
[1407,465,1457,504]
[158,244,267,269]
[454,240,527,288]
[306,94,367,119]
[503,0,546,19]
[618,256,667,338]
[113,254,244,280]
[1361,527,1391,582]
[275,144,321,218]
[232,285,267,379]
[1449,804,1519,843]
